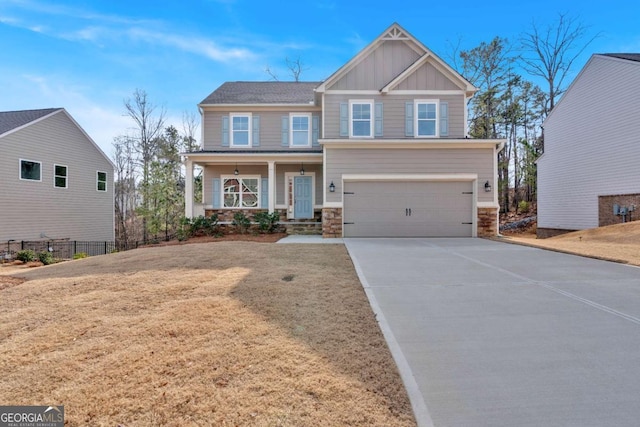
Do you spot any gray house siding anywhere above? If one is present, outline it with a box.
[538,55,640,231]
[325,147,494,204]
[0,111,114,242]
[393,61,461,91]
[323,94,465,139]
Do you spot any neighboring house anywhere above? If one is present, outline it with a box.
[184,23,505,237]
[0,108,115,242]
[537,54,640,238]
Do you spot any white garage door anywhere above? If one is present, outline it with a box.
[343,181,474,237]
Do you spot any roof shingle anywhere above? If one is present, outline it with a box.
[0,108,62,137]
[602,53,640,63]
[200,82,322,105]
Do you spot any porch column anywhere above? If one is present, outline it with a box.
[185,159,194,218]
[268,161,275,213]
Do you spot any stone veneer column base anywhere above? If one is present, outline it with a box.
[322,208,343,238]
[477,207,499,237]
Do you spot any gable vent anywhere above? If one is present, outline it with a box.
[382,27,410,40]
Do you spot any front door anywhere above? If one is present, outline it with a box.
[294,176,313,219]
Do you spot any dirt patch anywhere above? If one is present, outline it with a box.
[0,242,415,426]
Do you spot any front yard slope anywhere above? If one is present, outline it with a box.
[0,242,415,426]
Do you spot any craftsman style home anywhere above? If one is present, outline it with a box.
[537,53,640,237]
[0,108,114,242]
[184,23,505,237]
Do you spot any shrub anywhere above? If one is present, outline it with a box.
[73,252,89,260]
[16,250,37,263]
[254,211,280,233]
[38,251,55,265]
[232,212,251,234]
[177,214,220,239]
[518,200,530,214]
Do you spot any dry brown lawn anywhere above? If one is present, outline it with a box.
[500,221,640,266]
[0,242,416,426]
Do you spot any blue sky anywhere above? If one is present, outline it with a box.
[1,0,638,157]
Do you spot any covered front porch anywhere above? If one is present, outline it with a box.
[184,152,324,233]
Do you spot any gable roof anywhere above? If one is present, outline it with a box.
[601,53,640,62]
[315,22,476,96]
[0,108,62,137]
[200,81,322,106]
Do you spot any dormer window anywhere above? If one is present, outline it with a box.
[350,100,374,138]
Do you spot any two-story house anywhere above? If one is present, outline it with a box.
[184,23,505,238]
[0,108,115,242]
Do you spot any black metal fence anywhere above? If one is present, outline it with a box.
[1,240,117,260]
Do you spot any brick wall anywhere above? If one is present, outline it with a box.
[598,193,640,226]
[322,208,343,238]
[477,207,498,237]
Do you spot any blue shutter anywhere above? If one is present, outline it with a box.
[405,102,414,137]
[252,115,260,146]
[440,102,448,137]
[281,116,289,147]
[222,117,229,147]
[212,178,221,208]
[312,115,320,147]
[261,178,269,208]
[339,102,348,137]
[374,102,383,137]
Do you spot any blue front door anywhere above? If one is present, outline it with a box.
[294,176,313,219]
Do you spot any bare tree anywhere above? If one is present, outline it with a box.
[520,13,597,112]
[264,56,309,81]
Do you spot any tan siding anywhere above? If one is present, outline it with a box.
[323,94,465,139]
[395,62,461,90]
[325,148,494,204]
[329,41,421,90]
[0,112,114,241]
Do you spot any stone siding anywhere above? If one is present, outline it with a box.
[204,208,322,235]
[598,193,640,227]
[477,207,499,237]
[322,208,343,238]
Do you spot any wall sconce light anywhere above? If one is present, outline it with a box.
[484,180,492,192]
[300,163,305,175]
[234,163,239,175]
[329,181,335,192]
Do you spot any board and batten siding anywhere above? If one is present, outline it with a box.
[325,147,494,204]
[393,61,461,91]
[323,94,465,139]
[327,40,421,91]
[538,55,640,230]
[202,110,320,151]
[0,111,114,241]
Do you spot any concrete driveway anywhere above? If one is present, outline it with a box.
[345,238,640,427]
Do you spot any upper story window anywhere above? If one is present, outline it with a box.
[231,113,251,147]
[54,164,68,188]
[350,100,373,138]
[290,113,311,147]
[20,159,41,181]
[415,100,438,137]
[97,171,107,192]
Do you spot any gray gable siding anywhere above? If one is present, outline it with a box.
[0,111,114,241]
[393,61,461,91]
[0,108,61,136]
[538,55,640,230]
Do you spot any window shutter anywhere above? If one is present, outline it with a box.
[339,102,348,137]
[261,178,269,208]
[212,178,221,208]
[222,117,229,147]
[312,115,320,147]
[405,102,414,137]
[440,102,448,137]
[281,116,289,146]
[252,116,260,146]
[374,102,383,137]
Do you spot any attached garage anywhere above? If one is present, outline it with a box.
[343,179,475,237]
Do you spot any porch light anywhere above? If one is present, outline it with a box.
[484,180,492,192]
[329,181,335,192]
[300,163,305,175]
[234,164,239,175]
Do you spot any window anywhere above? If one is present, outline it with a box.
[20,159,41,181]
[231,113,251,146]
[415,100,438,137]
[97,171,107,192]
[290,113,311,146]
[54,165,67,188]
[223,177,259,208]
[350,101,373,137]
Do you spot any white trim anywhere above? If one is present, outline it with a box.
[53,164,68,189]
[342,173,478,181]
[96,170,108,192]
[284,172,315,219]
[220,174,261,209]
[477,201,500,208]
[200,103,319,109]
[289,113,312,147]
[320,139,506,150]
[388,90,465,96]
[415,99,439,137]
[19,158,42,182]
[349,99,374,138]
[230,112,252,147]
[324,201,343,208]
